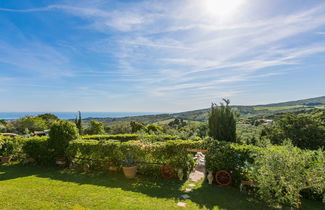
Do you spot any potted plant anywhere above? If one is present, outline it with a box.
[0,139,14,163]
[122,152,137,179]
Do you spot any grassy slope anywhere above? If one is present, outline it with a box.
[0,164,322,210]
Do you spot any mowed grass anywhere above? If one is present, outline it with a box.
[253,105,306,111]
[0,164,323,210]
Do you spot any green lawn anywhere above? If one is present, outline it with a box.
[0,164,322,210]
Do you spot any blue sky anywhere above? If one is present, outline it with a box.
[0,0,324,112]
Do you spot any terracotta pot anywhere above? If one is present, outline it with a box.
[1,156,13,163]
[122,166,137,179]
[178,169,184,181]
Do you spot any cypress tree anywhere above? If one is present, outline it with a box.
[208,99,237,142]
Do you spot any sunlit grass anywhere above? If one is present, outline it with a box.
[0,164,322,209]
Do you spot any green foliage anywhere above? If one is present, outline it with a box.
[236,123,264,145]
[37,113,59,127]
[81,134,178,142]
[85,120,105,135]
[204,139,260,186]
[253,144,325,208]
[14,116,47,134]
[146,124,163,134]
[67,139,203,178]
[0,137,15,156]
[123,152,136,167]
[130,121,145,133]
[168,118,187,129]
[48,120,79,157]
[208,99,237,142]
[22,137,51,164]
[0,136,25,158]
[262,111,325,149]
[106,122,132,134]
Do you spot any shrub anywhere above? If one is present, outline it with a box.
[14,116,47,134]
[204,139,260,186]
[130,121,145,133]
[253,144,325,208]
[146,124,163,134]
[48,120,79,157]
[0,136,24,158]
[85,120,105,135]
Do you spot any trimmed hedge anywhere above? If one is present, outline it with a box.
[81,134,179,142]
[67,139,203,178]
[22,136,51,165]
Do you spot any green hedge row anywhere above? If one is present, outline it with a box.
[81,134,179,142]
[0,136,49,161]
[67,139,203,178]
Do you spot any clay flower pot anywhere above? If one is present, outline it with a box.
[207,171,214,184]
[122,166,137,179]
[178,168,184,181]
[0,156,12,163]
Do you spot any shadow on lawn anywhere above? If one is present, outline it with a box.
[0,163,183,200]
[2,164,320,210]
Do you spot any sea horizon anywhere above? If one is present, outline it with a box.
[0,112,163,120]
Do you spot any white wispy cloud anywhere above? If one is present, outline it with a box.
[1,0,325,110]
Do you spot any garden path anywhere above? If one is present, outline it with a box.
[177,152,205,208]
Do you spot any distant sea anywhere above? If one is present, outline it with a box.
[0,112,161,120]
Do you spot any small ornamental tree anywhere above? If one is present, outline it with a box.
[208,99,237,142]
[48,120,79,157]
[86,120,105,135]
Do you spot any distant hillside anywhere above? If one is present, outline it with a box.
[82,96,325,126]
[255,96,325,107]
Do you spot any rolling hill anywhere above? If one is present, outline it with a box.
[82,96,325,126]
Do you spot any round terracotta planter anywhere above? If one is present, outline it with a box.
[1,156,13,163]
[122,166,137,179]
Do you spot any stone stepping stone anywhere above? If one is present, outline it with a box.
[188,183,196,187]
[185,188,192,192]
[181,194,190,199]
[176,202,187,207]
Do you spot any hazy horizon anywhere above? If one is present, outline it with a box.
[1,0,325,112]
